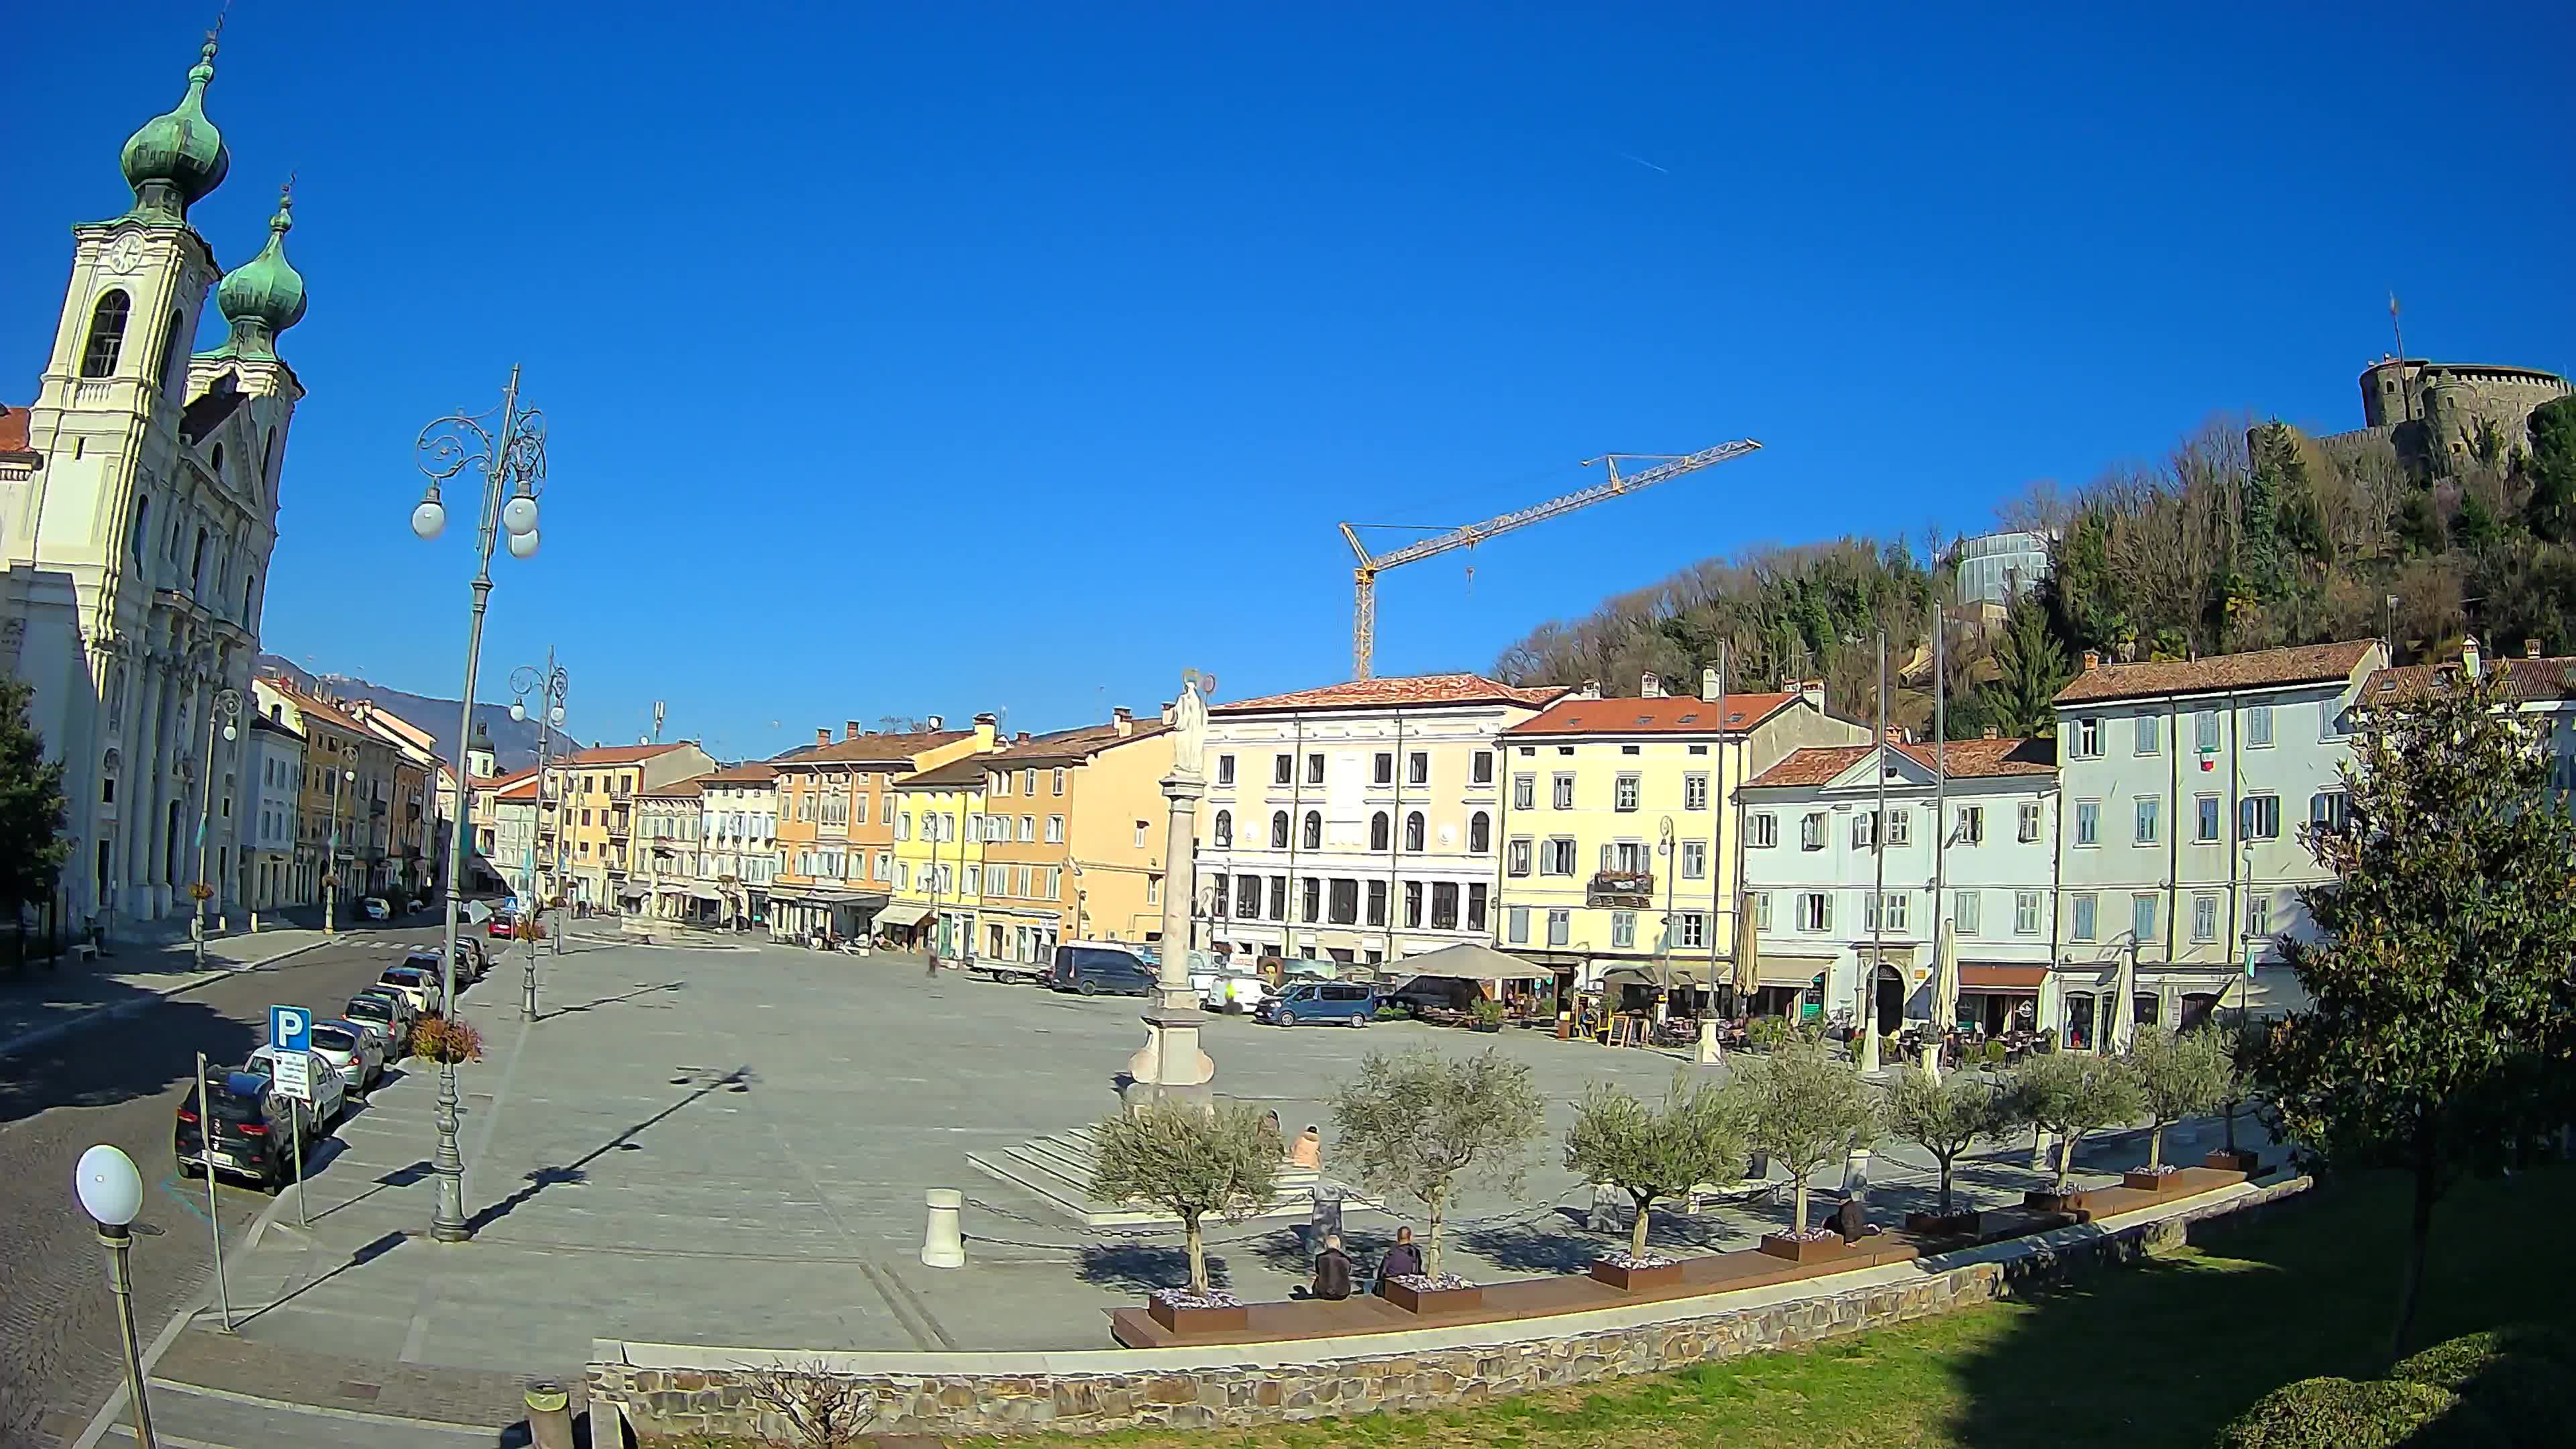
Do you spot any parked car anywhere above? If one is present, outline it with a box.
[240,1044,349,1132]
[309,1018,387,1095]
[1049,942,1159,997]
[342,990,417,1057]
[374,964,441,1016]
[360,896,392,921]
[453,936,489,982]
[175,1070,301,1193]
[1258,980,1379,1027]
[1191,966,1271,1013]
[488,913,518,939]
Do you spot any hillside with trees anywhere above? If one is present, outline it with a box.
[1492,396,2576,740]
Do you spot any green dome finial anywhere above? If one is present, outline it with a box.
[119,32,231,222]
[208,182,307,361]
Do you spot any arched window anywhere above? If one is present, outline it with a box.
[1404,811,1426,852]
[210,443,225,478]
[158,308,187,395]
[191,528,209,592]
[1369,812,1389,851]
[129,494,150,570]
[243,570,256,619]
[1301,810,1322,849]
[1212,810,1232,848]
[80,290,131,378]
[1469,811,1491,854]
[1269,810,1289,849]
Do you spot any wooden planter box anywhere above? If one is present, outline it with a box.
[1589,1258,1684,1292]
[1903,1210,1980,1238]
[2123,1168,2192,1193]
[2204,1148,2261,1175]
[1759,1232,1860,1265]
[1378,1279,1484,1315]
[1146,1297,1247,1334]
[2024,1189,2089,1215]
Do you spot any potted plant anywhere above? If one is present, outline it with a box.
[2206,1010,2268,1174]
[1378,1271,1482,1314]
[2010,1052,2143,1214]
[1470,998,1507,1033]
[1087,1100,1281,1333]
[1330,1046,1544,1286]
[2123,1026,2233,1190]
[1731,1040,1879,1252]
[1564,1073,1743,1290]
[1888,1064,2011,1236]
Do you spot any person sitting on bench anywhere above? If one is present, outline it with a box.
[1378,1226,1424,1282]
[1311,1233,1354,1301]
[1830,1193,1874,1244]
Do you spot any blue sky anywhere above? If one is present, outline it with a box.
[7,4,2570,761]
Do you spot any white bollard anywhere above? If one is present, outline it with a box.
[1697,1018,1722,1065]
[921,1188,965,1269]
[1843,1147,1872,1196]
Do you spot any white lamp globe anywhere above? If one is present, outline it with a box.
[411,498,447,541]
[511,700,527,722]
[549,704,566,727]
[506,529,540,559]
[75,1144,144,1226]
[500,494,539,536]
[222,723,237,742]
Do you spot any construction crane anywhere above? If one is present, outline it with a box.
[1338,439,1764,680]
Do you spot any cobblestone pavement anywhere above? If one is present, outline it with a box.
[0,925,339,1053]
[0,921,444,1449]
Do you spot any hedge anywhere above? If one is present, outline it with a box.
[2211,1376,2489,1449]
[2389,1325,2576,1446]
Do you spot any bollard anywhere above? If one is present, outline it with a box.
[1842,1147,1871,1196]
[525,1380,574,1449]
[922,1188,965,1268]
[1697,1018,1722,1065]
[1588,1182,1623,1234]
[248,910,260,934]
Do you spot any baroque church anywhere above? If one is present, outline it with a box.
[0,34,309,938]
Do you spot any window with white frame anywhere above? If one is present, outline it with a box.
[2247,704,2273,747]
[1676,912,1707,949]
[1680,840,1707,879]
[2309,790,2349,831]
[1683,773,1709,810]
[1546,909,1568,946]
[1752,892,1772,930]
[2238,795,2281,840]
[1217,754,1235,785]
[1796,892,1831,932]
[1408,751,1429,786]
[1046,815,1066,843]
[1954,804,1984,845]
[1866,892,1909,932]
[1507,906,1529,945]
[1750,812,1778,848]
[2072,717,2102,758]
[1137,820,1151,848]
[1853,812,1876,849]
[2197,794,2222,842]
[1472,751,1494,786]
[2131,892,2159,943]
[1886,808,1911,845]
[2192,893,2219,943]
[1801,812,1826,850]
[2245,891,2273,938]
[1954,889,1982,935]
[2075,800,2100,846]
[2196,709,2220,752]
[1507,838,1532,876]
[1614,773,1641,811]
[2135,713,2160,755]
[2015,890,2042,934]
[2072,892,2098,941]
[1512,773,1534,810]
[2134,796,2160,845]
[1273,753,1293,785]
[2018,801,2042,843]
[1552,773,1575,810]
[1611,911,1635,949]
[1541,838,1576,875]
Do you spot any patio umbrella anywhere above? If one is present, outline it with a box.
[1928,926,1960,1081]
[2112,941,2139,1054]
[1731,898,1761,1014]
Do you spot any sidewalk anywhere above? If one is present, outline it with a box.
[0,926,338,1058]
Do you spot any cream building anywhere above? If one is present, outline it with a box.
[698,761,779,928]
[1195,674,1564,967]
[1,37,309,938]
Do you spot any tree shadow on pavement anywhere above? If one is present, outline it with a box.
[466,1066,755,1232]
[1077,1243,1233,1293]
[0,993,256,1125]
[535,980,685,1021]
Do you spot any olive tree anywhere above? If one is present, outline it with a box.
[1330,1047,1546,1275]
[2125,1026,2235,1170]
[1563,1073,1746,1258]
[2010,1051,2144,1194]
[1730,1040,1879,1234]
[1886,1064,2011,1216]
[1087,1101,1283,1294]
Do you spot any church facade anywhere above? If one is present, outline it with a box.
[0,34,311,938]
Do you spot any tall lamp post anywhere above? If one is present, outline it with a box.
[322,745,356,932]
[510,652,568,1022]
[74,1145,156,1449]
[411,367,547,1244]
[191,687,241,968]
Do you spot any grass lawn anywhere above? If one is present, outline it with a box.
[932,1166,2576,1449]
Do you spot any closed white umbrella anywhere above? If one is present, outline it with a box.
[1929,922,1961,1079]
[1731,898,1761,1012]
[2112,938,2139,1054]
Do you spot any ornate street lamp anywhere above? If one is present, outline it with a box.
[509,652,569,1020]
[74,1144,156,1449]
[191,686,241,969]
[413,366,546,1244]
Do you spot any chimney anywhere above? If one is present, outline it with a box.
[1640,672,1664,699]
[815,728,831,747]
[1982,726,2000,741]
[925,714,944,731]
[2082,649,2101,672]
[1015,731,1030,743]
[1576,679,1602,700]
[1113,706,1134,737]
[1700,666,1720,700]
[2527,639,2542,659]
[845,720,862,741]
[1798,678,1827,714]
[1885,726,1907,744]
[973,711,998,749]
[2463,635,2482,681]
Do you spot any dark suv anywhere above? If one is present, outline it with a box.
[1050,943,1158,997]
[1258,980,1379,1027]
[174,1071,297,1193]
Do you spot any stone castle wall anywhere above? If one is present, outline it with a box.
[590,1176,2312,1442]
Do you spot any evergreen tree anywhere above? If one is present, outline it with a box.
[2524,396,2576,543]
[1970,596,2073,739]
[2263,667,2576,1360]
[0,678,72,935]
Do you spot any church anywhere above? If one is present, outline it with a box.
[0,33,310,941]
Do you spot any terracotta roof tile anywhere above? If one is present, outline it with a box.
[2053,641,2380,705]
[1214,673,1566,714]
[2365,655,2576,706]
[987,719,1173,764]
[560,742,696,767]
[1746,737,2057,789]
[638,774,708,798]
[1505,692,1799,737]
[897,756,995,789]
[771,730,973,768]
[0,405,32,455]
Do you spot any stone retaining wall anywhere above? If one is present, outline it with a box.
[592,1176,2313,1442]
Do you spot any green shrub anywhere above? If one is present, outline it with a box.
[1746,1016,1792,1052]
[1471,998,1507,1029]
[1982,1040,2008,1066]
[2212,1376,2489,1448]
[2392,1325,2576,1443]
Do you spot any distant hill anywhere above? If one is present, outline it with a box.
[256,655,577,773]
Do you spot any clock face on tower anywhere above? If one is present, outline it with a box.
[105,234,145,276]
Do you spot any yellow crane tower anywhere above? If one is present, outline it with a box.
[1337,439,1764,680]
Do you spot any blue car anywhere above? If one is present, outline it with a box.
[1256,980,1379,1027]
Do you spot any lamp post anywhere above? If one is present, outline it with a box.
[191,686,241,968]
[74,1144,157,1449]
[412,367,547,1244]
[510,652,568,1022]
[323,745,356,932]
[1656,815,1676,1020]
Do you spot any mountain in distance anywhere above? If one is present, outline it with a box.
[256,654,578,773]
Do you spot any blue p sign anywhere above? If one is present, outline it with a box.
[270,1004,311,1053]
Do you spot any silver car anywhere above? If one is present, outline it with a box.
[344,989,417,1060]
[311,1017,387,1095]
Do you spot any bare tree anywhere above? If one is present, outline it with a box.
[739,1358,876,1448]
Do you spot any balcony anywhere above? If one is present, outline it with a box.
[1587,869,1655,908]
[607,813,631,839]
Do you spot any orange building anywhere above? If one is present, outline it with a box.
[765,720,995,943]
[971,708,1175,963]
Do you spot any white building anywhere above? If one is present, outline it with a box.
[488,771,541,902]
[2050,639,2386,1048]
[697,761,780,928]
[1,39,309,938]
[241,708,302,912]
[1195,674,1563,967]
[1741,734,2060,1036]
[637,775,716,923]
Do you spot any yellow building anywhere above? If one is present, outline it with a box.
[885,712,1002,956]
[551,742,716,912]
[973,707,1175,962]
[1495,672,1864,1002]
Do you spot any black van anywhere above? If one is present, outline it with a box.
[1050,942,1159,996]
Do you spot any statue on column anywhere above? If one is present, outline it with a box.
[1171,670,1209,780]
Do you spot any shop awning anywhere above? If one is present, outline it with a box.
[875,902,933,929]
[1758,955,1833,989]
[686,888,722,903]
[1961,963,2047,990]
[1395,942,1551,985]
[617,884,649,901]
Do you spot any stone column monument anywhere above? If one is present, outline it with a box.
[1123,672,1215,1108]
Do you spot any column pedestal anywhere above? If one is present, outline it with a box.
[1121,759,1214,1110]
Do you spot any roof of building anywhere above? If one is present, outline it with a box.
[0,404,33,457]
[984,719,1173,765]
[247,712,300,742]
[1746,736,2057,790]
[2052,640,2381,706]
[638,774,708,799]
[896,755,999,790]
[559,741,698,768]
[772,730,973,769]
[1213,674,1566,715]
[260,676,370,736]
[1505,691,1800,737]
[702,761,780,785]
[494,775,540,802]
[2366,653,2576,706]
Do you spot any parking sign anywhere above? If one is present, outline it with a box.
[271,1049,312,1102]
[270,1004,311,1053]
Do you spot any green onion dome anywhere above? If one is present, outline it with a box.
[119,40,229,221]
